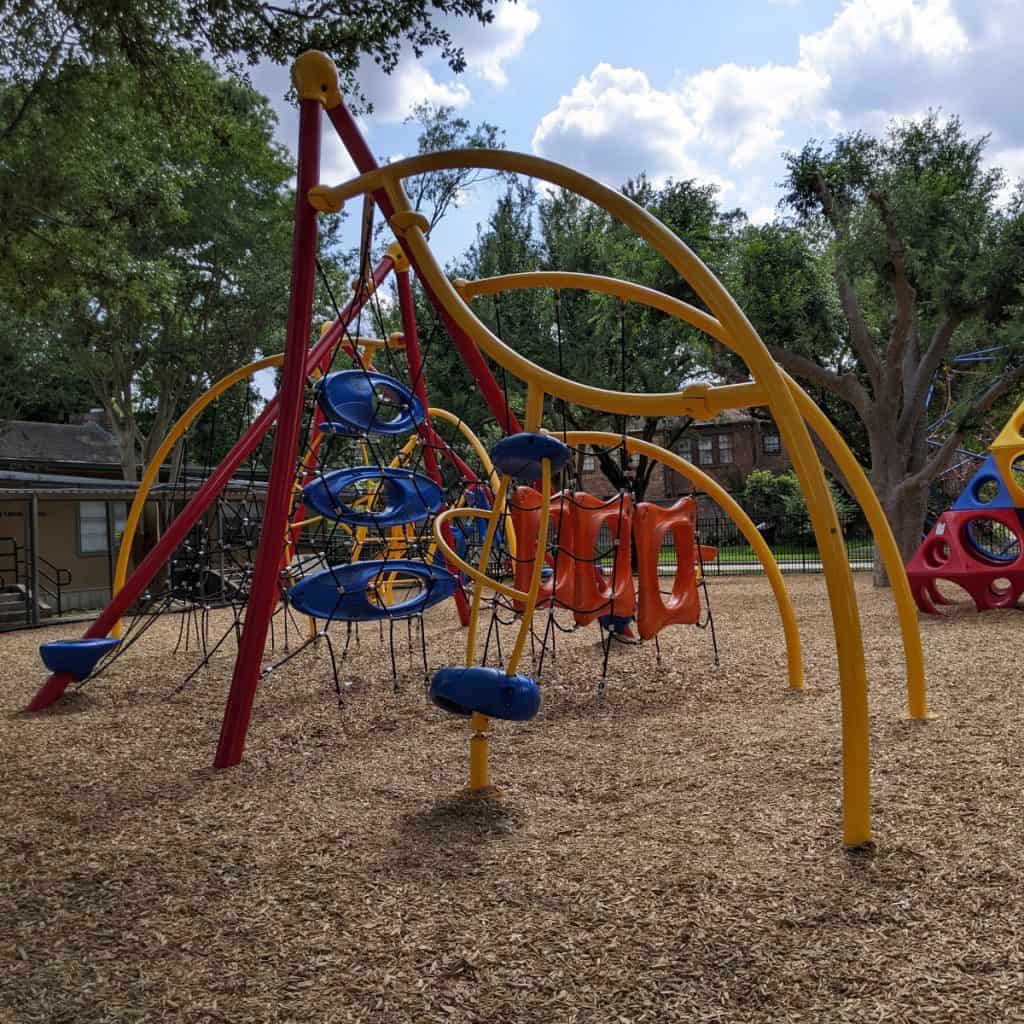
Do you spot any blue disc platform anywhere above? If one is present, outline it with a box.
[288,559,458,622]
[40,637,121,681]
[953,455,1019,512]
[316,370,425,436]
[490,432,571,480]
[302,466,444,527]
[428,665,541,722]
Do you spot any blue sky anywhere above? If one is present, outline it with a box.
[252,0,1024,267]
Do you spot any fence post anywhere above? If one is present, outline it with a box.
[28,495,40,627]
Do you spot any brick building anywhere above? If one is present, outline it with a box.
[577,410,791,501]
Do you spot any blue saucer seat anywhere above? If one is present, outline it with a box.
[489,433,571,481]
[428,665,541,722]
[302,466,444,527]
[288,559,458,622]
[316,370,425,436]
[40,637,121,680]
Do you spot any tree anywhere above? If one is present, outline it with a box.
[404,103,506,230]
[0,0,502,139]
[780,114,1024,583]
[434,175,746,502]
[0,57,296,481]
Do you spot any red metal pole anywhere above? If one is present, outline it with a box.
[396,268,472,626]
[24,272,396,714]
[213,97,323,769]
[325,102,522,435]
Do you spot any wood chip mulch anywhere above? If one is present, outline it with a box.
[1,575,1022,1023]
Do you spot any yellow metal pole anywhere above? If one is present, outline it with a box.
[466,474,511,665]
[557,431,804,691]
[315,147,873,845]
[460,270,924,719]
[110,354,283,638]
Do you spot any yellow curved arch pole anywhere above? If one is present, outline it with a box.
[466,474,511,666]
[433,508,530,604]
[464,271,924,718]
[111,354,284,638]
[556,431,804,691]
[427,405,516,561]
[315,147,872,846]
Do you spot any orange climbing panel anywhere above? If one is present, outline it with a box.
[634,497,701,640]
[569,492,634,628]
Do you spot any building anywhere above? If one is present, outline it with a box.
[0,417,264,624]
[0,419,130,619]
[577,410,791,501]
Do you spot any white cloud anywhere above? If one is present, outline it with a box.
[358,59,471,122]
[354,0,539,121]
[452,0,541,87]
[532,0,1024,209]
[532,64,732,192]
[680,62,827,167]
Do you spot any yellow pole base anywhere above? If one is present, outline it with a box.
[469,712,491,792]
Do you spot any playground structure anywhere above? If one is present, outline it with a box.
[23,51,934,849]
[908,396,1024,613]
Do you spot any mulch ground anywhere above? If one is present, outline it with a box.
[1,575,1022,1024]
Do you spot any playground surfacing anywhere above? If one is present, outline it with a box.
[1,575,1021,1024]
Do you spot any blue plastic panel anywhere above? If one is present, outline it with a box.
[302,466,443,527]
[40,637,121,681]
[316,370,425,436]
[489,433,571,480]
[428,665,541,722]
[288,559,458,621]
[953,455,1018,512]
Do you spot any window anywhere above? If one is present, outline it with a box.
[582,454,596,472]
[698,437,714,466]
[629,451,641,467]
[678,439,693,462]
[718,434,733,464]
[78,501,128,555]
[763,432,781,455]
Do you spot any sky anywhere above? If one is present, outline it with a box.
[250,0,1024,267]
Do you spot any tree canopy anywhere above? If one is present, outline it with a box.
[0,55,298,479]
[778,113,1024,579]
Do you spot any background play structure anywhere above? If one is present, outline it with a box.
[24,51,938,850]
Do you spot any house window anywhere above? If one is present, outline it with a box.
[763,432,781,455]
[582,454,596,472]
[718,434,733,464]
[678,439,693,462]
[629,451,641,467]
[78,501,128,555]
[698,437,714,466]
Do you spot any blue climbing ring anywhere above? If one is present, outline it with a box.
[288,559,458,622]
[316,370,425,436]
[302,466,444,527]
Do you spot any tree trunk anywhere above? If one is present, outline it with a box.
[874,482,929,587]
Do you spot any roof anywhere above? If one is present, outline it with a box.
[0,469,266,500]
[0,420,120,468]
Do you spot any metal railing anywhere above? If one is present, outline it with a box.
[0,536,72,623]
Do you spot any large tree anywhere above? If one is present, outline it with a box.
[0,57,296,481]
[780,114,1024,582]
[0,0,502,139]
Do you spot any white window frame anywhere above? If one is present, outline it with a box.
[78,501,128,556]
[698,437,714,466]
[763,432,781,455]
[718,434,733,464]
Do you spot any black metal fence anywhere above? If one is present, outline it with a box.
[595,505,874,576]
[694,508,873,575]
